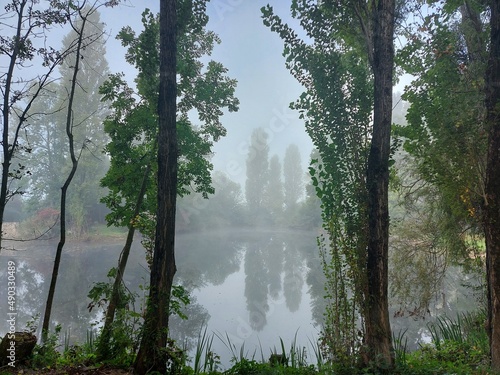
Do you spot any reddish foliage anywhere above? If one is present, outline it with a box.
[36,207,60,221]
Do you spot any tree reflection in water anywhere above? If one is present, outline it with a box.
[0,229,479,367]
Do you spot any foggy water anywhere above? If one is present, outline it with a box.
[0,230,482,368]
[173,230,325,366]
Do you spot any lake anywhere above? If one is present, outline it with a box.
[0,229,482,368]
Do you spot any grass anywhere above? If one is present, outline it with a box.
[88,224,128,240]
[192,326,221,374]
[392,328,408,365]
[6,310,499,375]
[394,310,492,375]
[215,331,257,363]
[198,325,494,374]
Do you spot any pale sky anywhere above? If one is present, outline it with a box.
[100,1,315,187]
[30,0,410,189]
[2,1,413,190]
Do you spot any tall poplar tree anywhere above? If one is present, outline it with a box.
[25,7,110,233]
[245,127,270,225]
[263,0,396,368]
[264,154,284,224]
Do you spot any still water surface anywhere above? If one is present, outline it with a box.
[0,229,480,368]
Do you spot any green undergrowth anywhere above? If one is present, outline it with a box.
[4,310,499,375]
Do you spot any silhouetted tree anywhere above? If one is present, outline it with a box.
[364,0,396,367]
[263,155,284,224]
[97,1,238,360]
[245,127,269,225]
[283,144,303,220]
[134,0,177,371]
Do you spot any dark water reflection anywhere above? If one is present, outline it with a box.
[174,230,325,358]
[174,230,324,366]
[0,230,481,367]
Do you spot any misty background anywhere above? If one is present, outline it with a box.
[0,0,476,370]
[100,0,314,188]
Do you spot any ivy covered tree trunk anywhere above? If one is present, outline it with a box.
[134,0,177,373]
[262,1,397,368]
[484,0,500,369]
[363,0,395,368]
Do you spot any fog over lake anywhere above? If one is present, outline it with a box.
[0,229,481,368]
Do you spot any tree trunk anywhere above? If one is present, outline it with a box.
[1,111,11,252]
[363,0,395,369]
[484,0,500,370]
[134,0,177,373]
[97,165,150,361]
[0,0,24,253]
[41,13,86,342]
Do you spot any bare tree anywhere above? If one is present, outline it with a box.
[0,0,71,252]
[40,0,115,341]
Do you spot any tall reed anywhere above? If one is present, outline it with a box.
[193,326,220,374]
